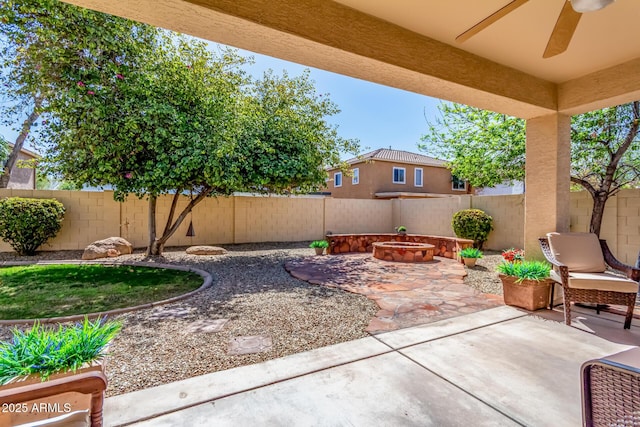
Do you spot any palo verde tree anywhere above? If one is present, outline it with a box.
[42,34,357,255]
[0,0,157,187]
[421,101,640,237]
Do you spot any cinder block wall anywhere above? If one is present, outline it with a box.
[472,194,524,251]
[0,189,120,252]
[234,196,324,243]
[0,189,639,263]
[392,196,471,237]
[325,198,392,234]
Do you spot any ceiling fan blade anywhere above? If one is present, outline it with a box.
[543,1,582,58]
[456,0,529,43]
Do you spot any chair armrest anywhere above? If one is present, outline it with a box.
[0,371,107,427]
[600,239,640,281]
[539,237,570,286]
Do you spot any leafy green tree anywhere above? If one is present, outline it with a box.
[0,0,157,187]
[421,102,640,236]
[42,35,357,255]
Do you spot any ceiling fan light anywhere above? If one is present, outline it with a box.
[570,0,615,13]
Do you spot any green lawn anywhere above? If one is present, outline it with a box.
[0,264,203,319]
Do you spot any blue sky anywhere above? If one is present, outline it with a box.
[2,41,445,159]
[234,46,444,158]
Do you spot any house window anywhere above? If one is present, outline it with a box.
[452,176,466,191]
[414,168,423,187]
[352,168,359,185]
[392,167,406,184]
[334,172,342,187]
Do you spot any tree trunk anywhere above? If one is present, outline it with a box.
[589,193,608,237]
[0,100,41,188]
[147,195,161,256]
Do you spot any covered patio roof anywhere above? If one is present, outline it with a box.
[63,0,640,255]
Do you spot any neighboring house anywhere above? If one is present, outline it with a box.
[2,144,39,189]
[325,148,471,199]
[475,181,524,196]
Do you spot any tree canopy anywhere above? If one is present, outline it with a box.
[420,102,640,236]
[37,27,356,254]
[0,0,157,187]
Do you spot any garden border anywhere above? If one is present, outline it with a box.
[0,260,213,325]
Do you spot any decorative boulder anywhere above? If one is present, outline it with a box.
[186,245,227,256]
[82,237,133,260]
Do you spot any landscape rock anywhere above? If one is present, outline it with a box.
[186,245,227,256]
[82,237,133,260]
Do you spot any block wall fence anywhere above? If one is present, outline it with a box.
[0,189,639,264]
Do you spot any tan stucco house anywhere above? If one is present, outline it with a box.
[3,144,39,189]
[326,148,470,199]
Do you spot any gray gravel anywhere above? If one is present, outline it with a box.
[0,242,379,396]
[0,244,509,397]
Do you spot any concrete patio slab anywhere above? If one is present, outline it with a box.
[128,352,520,427]
[104,305,639,427]
[104,336,390,426]
[401,315,635,426]
[376,305,527,349]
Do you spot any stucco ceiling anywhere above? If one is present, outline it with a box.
[333,0,640,83]
[63,0,640,117]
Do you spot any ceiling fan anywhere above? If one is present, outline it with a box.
[456,0,616,58]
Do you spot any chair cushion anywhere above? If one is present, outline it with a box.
[547,232,606,273]
[549,270,639,293]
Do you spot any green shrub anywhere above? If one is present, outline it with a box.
[451,209,493,249]
[0,197,65,256]
[459,247,483,258]
[309,240,329,248]
[496,260,551,283]
[0,317,121,384]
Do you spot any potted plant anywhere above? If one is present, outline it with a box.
[496,260,553,311]
[501,248,525,262]
[0,317,121,425]
[395,226,407,235]
[309,240,329,255]
[459,247,483,268]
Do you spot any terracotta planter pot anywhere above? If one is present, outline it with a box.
[462,257,477,268]
[314,247,325,255]
[499,274,552,311]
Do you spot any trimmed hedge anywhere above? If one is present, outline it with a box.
[0,197,65,255]
[452,209,493,249]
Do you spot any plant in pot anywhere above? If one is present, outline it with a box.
[496,260,553,311]
[459,247,483,268]
[501,248,525,263]
[0,317,121,426]
[309,240,329,255]
[395,226,407,235]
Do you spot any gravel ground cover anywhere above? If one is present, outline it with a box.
[0,243,380,396]
[463,250,505,295]
[0,244,507,397]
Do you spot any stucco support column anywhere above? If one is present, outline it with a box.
[524,113,571,259]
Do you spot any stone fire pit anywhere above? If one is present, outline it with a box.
[373,241,435,263]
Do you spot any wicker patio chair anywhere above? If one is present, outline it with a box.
[539,232,639,329]
[582,347,640,427]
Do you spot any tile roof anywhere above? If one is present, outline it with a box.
[346,148,446,167]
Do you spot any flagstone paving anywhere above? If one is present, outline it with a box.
[285,254,503,333]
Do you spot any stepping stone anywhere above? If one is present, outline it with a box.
[186,245,227,255]
[185,319,228,333]
[227,335,273,355]
[149,306,193,320]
